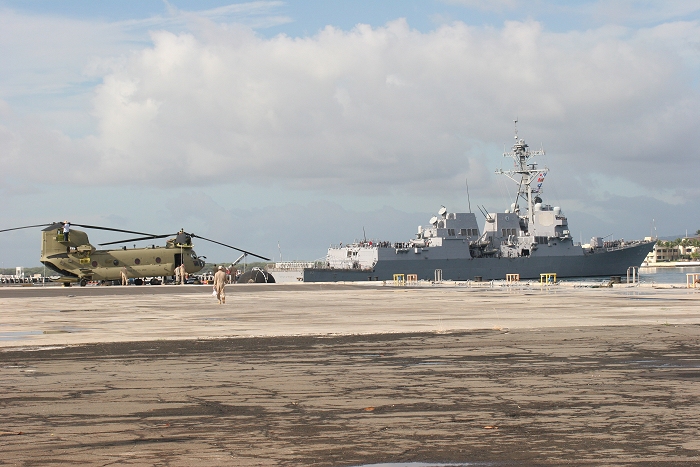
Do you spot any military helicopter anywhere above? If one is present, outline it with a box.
[0,222,269,286]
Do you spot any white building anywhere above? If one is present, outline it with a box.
[644,240,700,264]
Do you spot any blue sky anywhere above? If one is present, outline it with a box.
[5,1,699,30]
[0,1,699,266]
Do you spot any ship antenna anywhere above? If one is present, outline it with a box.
[514,118,518,140]
[363,226,367,243]
[478,205,493,222]
[465,177,472,213]
[512,178,523,212]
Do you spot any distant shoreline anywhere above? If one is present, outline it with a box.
[641,261,700,268]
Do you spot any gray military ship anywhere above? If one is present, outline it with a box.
[303,125,655,282]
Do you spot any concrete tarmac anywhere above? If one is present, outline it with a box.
[1,283,700,465]
[1,282,699,347]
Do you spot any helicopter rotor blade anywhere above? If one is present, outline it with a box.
[1,222,271,261]
[189,234,270,261]
[72,224,157,236]
[0,224,52,233]
[99,233,174,246]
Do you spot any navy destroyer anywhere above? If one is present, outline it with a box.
[303,125,655,282]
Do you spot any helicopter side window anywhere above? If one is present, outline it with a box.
[155,257,161,263]
[113,260,119,266]
[134,258,141,265]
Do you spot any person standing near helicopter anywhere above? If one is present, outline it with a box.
[120,266,128,286]
[179,263,187,284]
[63,221,70,242]
[213,265,227,304]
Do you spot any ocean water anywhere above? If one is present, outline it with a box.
[565,266,700,285]
[638,266,700,284]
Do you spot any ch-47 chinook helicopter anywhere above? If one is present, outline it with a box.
[0,222,270,286]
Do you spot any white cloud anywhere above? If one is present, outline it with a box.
[0,9,126,100]
[10,17,690,197]
[0,3,291,115]
[1,10,700,258]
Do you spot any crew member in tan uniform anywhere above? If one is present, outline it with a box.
[213,265,227,304]
[179,263,187,284]
[120,266,128,286]
[174,264,181,284]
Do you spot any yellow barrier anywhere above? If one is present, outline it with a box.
[393,274,405,286]
[406,274,418,286]
[687,273,700,289]
[540,273,557,284]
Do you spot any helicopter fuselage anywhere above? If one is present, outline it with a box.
[41,227,205,284]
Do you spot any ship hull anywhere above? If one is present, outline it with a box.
[303,241,655,282]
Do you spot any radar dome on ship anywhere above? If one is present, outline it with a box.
[534,203,543,211]
[553,207,561,215]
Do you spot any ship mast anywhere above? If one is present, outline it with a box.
[495,120,547,225]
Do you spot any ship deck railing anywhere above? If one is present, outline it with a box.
[604,239,651,252]
[271,262,315,270]
[328,241,411,249]
[605,245,627,252]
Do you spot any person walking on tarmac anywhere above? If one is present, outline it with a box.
[179,263,187,284]
[214,265,227,304]
[120,266,128,286]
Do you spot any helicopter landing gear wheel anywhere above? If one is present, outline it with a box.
[79,279,88,287]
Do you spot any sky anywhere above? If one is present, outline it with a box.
[1,0,699,267]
